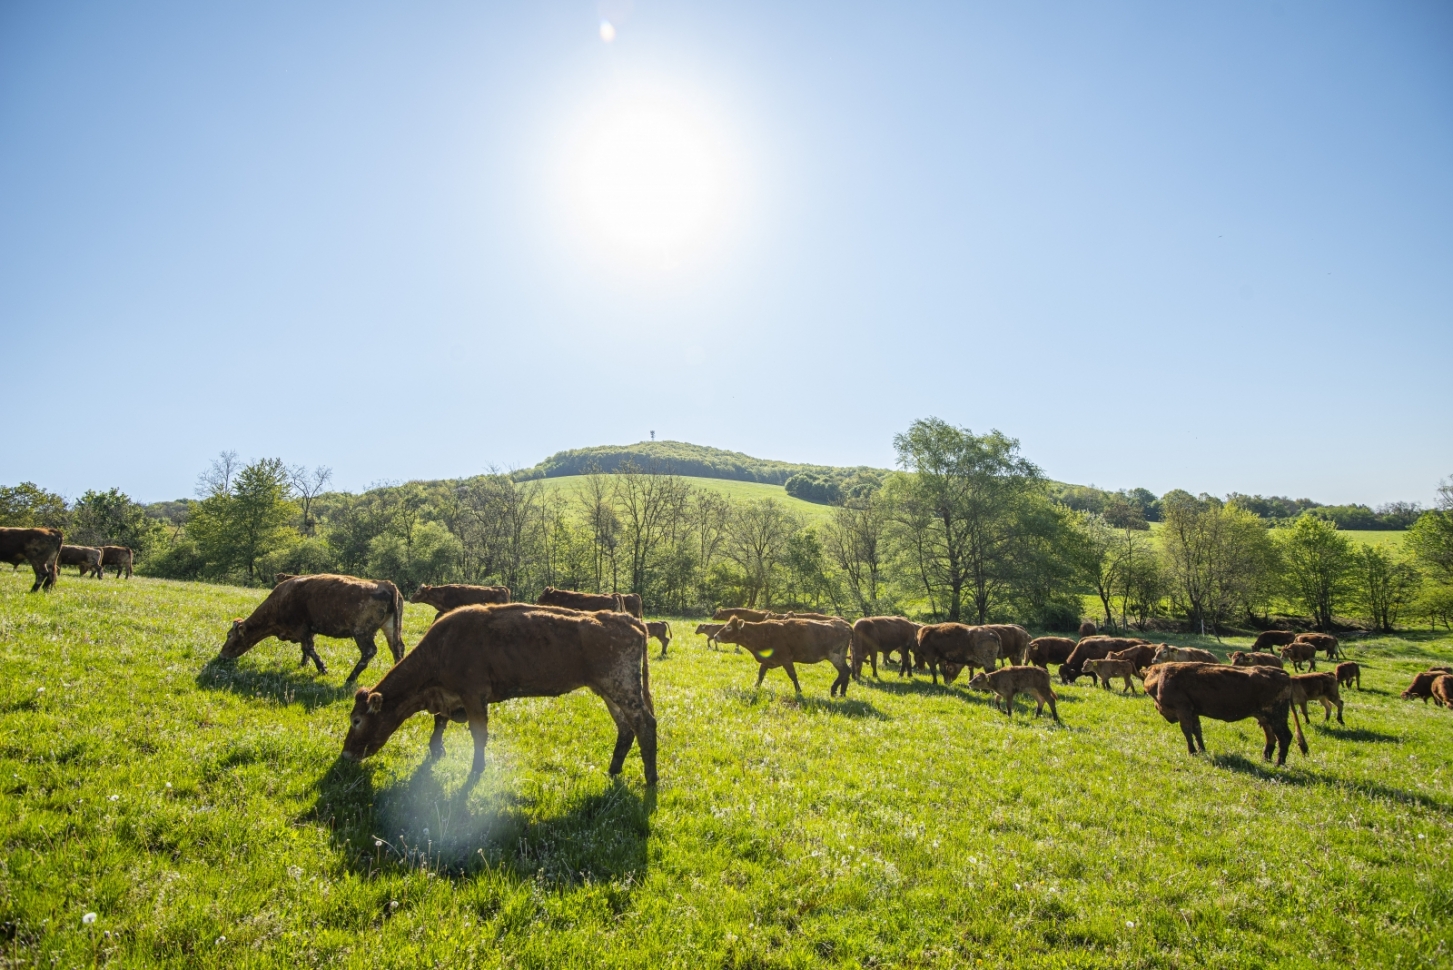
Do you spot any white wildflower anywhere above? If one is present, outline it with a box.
[82,913,96,925]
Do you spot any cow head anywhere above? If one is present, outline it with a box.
[966,672,991,692]
[341,687,389,760]
[409,585,435,605]
[942,663,964,684]
[219,619,250,658]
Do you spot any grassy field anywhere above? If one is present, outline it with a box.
[534,475,834,522]
[3,572,1452,968]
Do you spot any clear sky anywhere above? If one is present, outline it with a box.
[2,1,1449,505]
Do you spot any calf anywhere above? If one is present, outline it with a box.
[714,616,853,697]
[538,586,643,619]
[0,527,62,591]
[1146,662,1307,765]
[341,603,655,783]
[966,666,1060,721]
[1335,662,1361,690]
[1280,642,1317,672]
[850,616,919,680]
[646,621,672,658]
[1252,630,1298,652]
[411,584,510,622]
[1402,671,1447,703]
[695,622,728,651]
[1294,632,1340,660]
[1082,658,1139,693]
[1106,644,1157,673]
[218,573,405,683]
[1078,621,1097,637]
[915,623,1002,686]
[1060,636,1148,683]
[1291,672,1344,725]
[1153,645,1219,665]
[100,545,133,579]
[59,544,104,579]
[1231,651,1284,669]
[1432,674,1453,709]
[1025,637,1076,669]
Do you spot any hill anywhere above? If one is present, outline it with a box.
[535,474,834,522]
[514,440,886,487]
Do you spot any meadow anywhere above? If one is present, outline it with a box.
[2,570,1452,968]
[534,475,834,523]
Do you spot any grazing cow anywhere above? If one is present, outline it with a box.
[59,544,104,579]
[100,545,133,579]
[537,586,643,618]
[1401,671,1448,703]
[1280,642,1317,672]
[1335,662,1361,690]
[1060,637,1149,684]
[981,624,1032,666]
[341,603,656,783]
[1230,651,1284,669]
[218,574,405,683]
[966,666,1060,721]
[850,616,920,680]
[1252,630,1298,652]
[1295,632,1340,660]
[916,624,1002,686]
[1146,662,1307,765]
[646,621,672,658]
[1105,644,1158,673]
[0,527,62,592]
[1432,675,1453,709]
[695,622,728,651]
[1082,658,1139,693]
[1025,637,1076,669]
[714,616,853,696]
[713,607,769,622]
[1153,645,1219,665]
[1078,621,1097,637]
[1291,672,1344,725]
[410,584,510,622]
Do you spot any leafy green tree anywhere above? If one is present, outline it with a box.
[825,490,891,615]
[721,498,798,607]
[1276,513,1355,630]
[0,482,68,528]
[1353,544,1421,632]
[1078,513,1126,630]
[1406,508,1453,584]
[189,458,299,581]
[1160,493,1277,635]
[71,488,156,554]
[366,521,462,594]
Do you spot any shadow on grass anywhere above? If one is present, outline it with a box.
[307,752,655,888]
[1316,725,1400,743]
[719,686,887,718]
[196,658,357,711]
[1209,753,1449,813]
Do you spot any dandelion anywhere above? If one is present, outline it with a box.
[216,936,226,945]
[82,913,96,925]
[375,840,383,848]
[287,866,302,880]
[1126,921,1135,928]
[36,687,44,693]
[165,782,172,789]
[389,900,399,911]
[108,795,119,802]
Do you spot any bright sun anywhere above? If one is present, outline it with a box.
[569,92,730,263]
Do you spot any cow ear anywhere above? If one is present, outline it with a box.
[367,692,384,713]
[231,618,243,630]
[354,687,370,704]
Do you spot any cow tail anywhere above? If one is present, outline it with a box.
[1289,693,1308,755]
[390,582,406,658]
[641,621,654,715]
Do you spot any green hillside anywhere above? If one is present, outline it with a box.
[535,475,834,522]
[514,440,885,487]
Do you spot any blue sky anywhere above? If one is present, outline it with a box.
[1,1,1449,505]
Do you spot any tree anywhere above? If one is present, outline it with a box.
[0,483,68,528]
[890,418,1043,622]
[290,465,333,536]
[1078,513,1126,630]
[71,488,155,554]
[188,457,299,581]
[1276,513,1355,631]
[825,490,891,615]
[721,498,798,607]
[1160,492,1277,636]
[1353,544,1421,632]
[613,462,691,602]
[1406,507,1453,584]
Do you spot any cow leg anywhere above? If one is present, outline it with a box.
[468,707,490,775]
[28,561,45,593]
[1003,690,1016,718]
[344,634,377,683]
[1178,714,1201,755]
[602,700,637,778]
[428,715,449,760]
[831,660,851,698]
[301,633,327,674]
[1257,716,1277,761]
[755,663,769,688]
[1044,690,1061,723]
[782,662,804,695]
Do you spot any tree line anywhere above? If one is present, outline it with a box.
[4,419,1451,633]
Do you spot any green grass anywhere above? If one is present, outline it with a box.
[534,475,834,523]
[1148,521,1408,550]
[3,571,1452,968]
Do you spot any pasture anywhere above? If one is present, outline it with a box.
[2,572,1452,968]
[534,475,835,522]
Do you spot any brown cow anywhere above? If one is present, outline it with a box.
[1078,621,1097,637]
[1294,632,1340,660]
[1231,651,1284,669]
[1252,630,1297,652]
[1153,644,1219,665]
[695,622,728,651]
[966,666,1060,721]
[1105,644,1158,674]
[1280,642,1317,672]
[850,616,920,680]
[1291,672,1344,725]
[1082,658,1139,693]
[1146,662,1307,765]
[1025,637,1076,669]
[1432,675,1453,709]
[714,616,853,696]
[981,624,1031,666]
[1335,662,1361,690]
[646,621,672,659]
[411,584,511,622]
[0,527,62,591]
[59,544,104,579]
[100,545,133,579]
[713,607,769,622]
[538,586,643,619]
[1402,671,1448,703]
[916,624,1002,686]
[218,574,405,683]
[341,603,656,783]
[1060,637,1149,683]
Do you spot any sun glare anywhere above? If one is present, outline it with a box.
[568,92,731,265]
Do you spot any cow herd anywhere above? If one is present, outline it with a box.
[4,535,1449,786]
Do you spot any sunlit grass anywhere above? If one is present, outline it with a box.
[2,570,1451,967]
